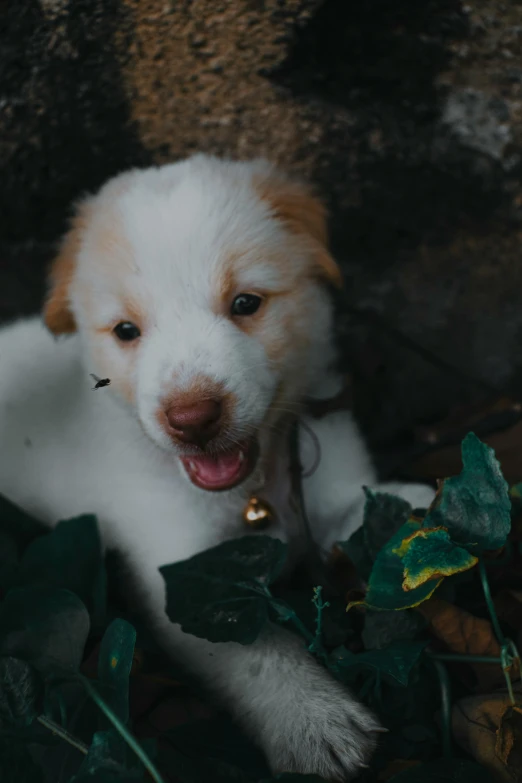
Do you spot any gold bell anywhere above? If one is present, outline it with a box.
[243,495,275,530]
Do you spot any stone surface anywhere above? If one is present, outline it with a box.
[1,0,522,457]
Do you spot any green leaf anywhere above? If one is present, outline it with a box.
[0,493,47,550]
[337,490,412,580]
[98,619,136,725]
[361,489,414,560]
[0,531,20,592]
[347,519,443,611]
[0,737,44,783]
[336,526,373,581]
[423,433,510,552]
[19,515,106,621]
[160,536,287,644]
[362,610,426,650]
[388,758,493,781]
[332,640,428,686]
[393,527,478,590]
[0,585,90,673]
[0,657,43,727]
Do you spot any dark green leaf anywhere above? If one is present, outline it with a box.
[0,493,47,550]
[394,527,478,590]
[160,536,287,644]
[423,433,510,552]
[361,489,413,560]
[336,526,373,581]
[0,737,44,782]
[347,519,442,611]
[332,641,428,686]
[98,619,136,725]
[362,610,426,650]
[389,758,493,781]
[0,532,20,592]
[0,657,43,727]
[19,515,106,620]
[0,585,90,673]
[337,490,412,580]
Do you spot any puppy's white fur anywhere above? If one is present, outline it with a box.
[0,155,434,779]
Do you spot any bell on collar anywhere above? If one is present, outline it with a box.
[243,495,275,530]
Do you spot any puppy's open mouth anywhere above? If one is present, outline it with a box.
[180,439,259,491]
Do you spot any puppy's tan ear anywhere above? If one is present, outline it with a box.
[255,173,343,289]
[43,205,90,335]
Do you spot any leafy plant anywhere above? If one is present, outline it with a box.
[0,431,519,781]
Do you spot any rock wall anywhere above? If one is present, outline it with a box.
[1,0,522,455]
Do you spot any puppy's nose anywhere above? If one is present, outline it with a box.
[166,399,222,445]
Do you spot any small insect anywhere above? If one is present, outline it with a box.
[90,373,111,390]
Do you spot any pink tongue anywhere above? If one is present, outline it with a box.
[190,451,242,484]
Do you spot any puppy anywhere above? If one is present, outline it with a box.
[0,155,434,779]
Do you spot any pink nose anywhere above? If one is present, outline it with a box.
[165,399,222,446]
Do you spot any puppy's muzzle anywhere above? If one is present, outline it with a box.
[165,398,222,448]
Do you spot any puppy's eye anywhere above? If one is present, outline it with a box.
[230,294,262,317]
[113,321,141,342]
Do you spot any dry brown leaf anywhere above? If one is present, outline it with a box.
[495,704,522,780]
[406,417,522,487]
[452,693,516,782]
[416,598,520,690]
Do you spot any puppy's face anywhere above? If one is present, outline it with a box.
[44,156,342,492]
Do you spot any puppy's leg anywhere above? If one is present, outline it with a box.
[131,551,379,780]
[156,617,379,779]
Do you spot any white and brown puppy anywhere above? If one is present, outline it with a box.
[0,155,434,780]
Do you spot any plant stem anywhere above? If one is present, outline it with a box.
[429,659,452,758]
[478,559,506,645]
[36,715,89,755]
[478,558,520,705]
[80,676,166,783]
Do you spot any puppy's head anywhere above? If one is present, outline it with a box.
[44,156,342,492]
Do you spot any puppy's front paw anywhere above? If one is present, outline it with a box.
[261,681,380,781]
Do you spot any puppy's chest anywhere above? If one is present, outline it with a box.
[218,456,308,569]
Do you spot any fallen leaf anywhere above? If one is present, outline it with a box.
[452,692,518,782]
[417,598,519,690]
[495,704,522,781]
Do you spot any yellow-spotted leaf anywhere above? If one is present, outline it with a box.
[347,519,444,612]
[393,527,478,591]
